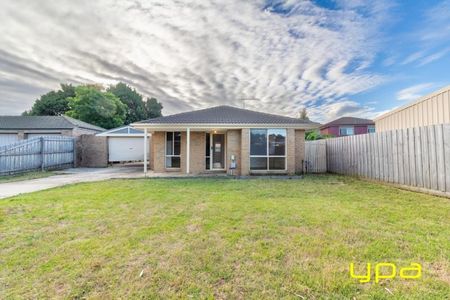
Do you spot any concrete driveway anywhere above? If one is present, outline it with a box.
[0,167,145,199]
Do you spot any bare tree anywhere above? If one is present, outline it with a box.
[299,107,309,120]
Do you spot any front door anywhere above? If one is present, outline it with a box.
[206,133,225,170]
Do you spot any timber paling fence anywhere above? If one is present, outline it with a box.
[304,139,327,173]
[0,136,75,176]
[305,124,450,195]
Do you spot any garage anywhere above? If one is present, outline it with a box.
[96,126,149,163]
[0,133,18,146]
[27,133,61,139]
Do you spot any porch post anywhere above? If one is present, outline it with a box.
[186,128,190,174]
[144,128,148,176]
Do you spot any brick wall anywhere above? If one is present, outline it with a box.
[189,131,206,174]
[287,128,296,175]
[240,128,250,176]
[295,130,305,174]
[151,131,166,172]
[76,135,108,167]
[149,128,305,176]
[226,130,241,175]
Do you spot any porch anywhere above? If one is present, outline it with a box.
[142,128,242,176]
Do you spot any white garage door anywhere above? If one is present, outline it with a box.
[27,133,61,139]
[108,137,146,162]
[0,133,18,146]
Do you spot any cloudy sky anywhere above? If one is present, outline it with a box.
[1,0,450,122]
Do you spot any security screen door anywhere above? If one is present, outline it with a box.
[211,134,225,169]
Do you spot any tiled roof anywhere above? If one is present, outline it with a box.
[138,105,319,126]
[0,115,105,131]
[320,117,374,129]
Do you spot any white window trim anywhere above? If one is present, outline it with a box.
[165,131,181,169]
[339,126,354,136]
[249,129,287,171]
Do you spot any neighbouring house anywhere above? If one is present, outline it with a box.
[0,115,104,146]
[96,125,148,163]
[320,117,375,137]
[132,105,319,175]
[375,84,450,132]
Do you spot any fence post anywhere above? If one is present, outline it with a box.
[72,138,76,168]
[40,137,45,171]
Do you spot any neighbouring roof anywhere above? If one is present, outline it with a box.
[136,105,319,127]
[320,117,374,129]
[0,115,105,132]
[96,125,144,136]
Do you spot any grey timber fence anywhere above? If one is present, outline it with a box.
[0,136,75,176]
[305,124,450,195]
[304,139,327,173]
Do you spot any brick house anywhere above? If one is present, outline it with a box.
[320,117,375,137]
[132,105,318,175]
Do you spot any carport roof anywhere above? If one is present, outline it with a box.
[96,125,144,136]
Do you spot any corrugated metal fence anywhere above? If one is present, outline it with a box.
[0,136,75,176]
[305,124,450,195]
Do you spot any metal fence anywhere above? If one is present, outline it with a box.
[305,124,450,195]
[0,136,75,176]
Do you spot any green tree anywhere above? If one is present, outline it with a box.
[24,84,75,116]
[66,86,127,129]
[107,82,147,124]
[145,97,163,118]
[305,130,334,140]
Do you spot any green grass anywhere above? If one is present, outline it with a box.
[0,171,54,183]
[0,175,449,299]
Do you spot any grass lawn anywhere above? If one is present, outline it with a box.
[0,171,54,183]
[1,175,449,299]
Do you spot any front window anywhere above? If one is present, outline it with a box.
[166,132,181,168]
[367,126,375,133]
[250,129,286,170]
[339,126,354,136]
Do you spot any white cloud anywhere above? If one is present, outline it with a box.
[396,83,435,101]
[309,99,381,123]
[421,0,450,42]
[418,47,450,66]
[0,0,391,121]
[401,1,450,67]
[401,50,425,65]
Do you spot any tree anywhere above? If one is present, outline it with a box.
[145,97,163,118]
[305,130,334,140]
[107,82,147,124]
[24,84,75,116]
[299,107,309,120]
[66,86,127,129]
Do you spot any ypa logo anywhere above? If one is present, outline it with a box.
[350,262,422,283]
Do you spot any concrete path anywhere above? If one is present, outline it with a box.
[0,167,145,199]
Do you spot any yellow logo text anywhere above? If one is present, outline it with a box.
[350,262,421,283]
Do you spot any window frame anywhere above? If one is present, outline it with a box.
[339,126,354,136]
[367,125,375,133]
[249,128,287,171]
[165,131,181,169]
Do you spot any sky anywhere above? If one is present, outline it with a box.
[0,0,449,123]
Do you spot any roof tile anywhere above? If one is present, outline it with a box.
[0,116,105,131]
[138,105,319,126]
